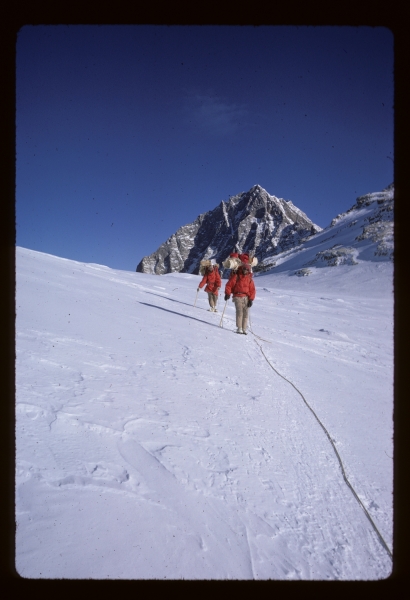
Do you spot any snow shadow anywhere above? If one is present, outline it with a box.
[143,291,210,310]
[138,302,220,327]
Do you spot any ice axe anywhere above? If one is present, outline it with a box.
[219,299,228,327]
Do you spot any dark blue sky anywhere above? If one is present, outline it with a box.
[16,25,393,271]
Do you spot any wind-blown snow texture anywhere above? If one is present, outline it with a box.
[16,240,393,579]
[136,185,322,275]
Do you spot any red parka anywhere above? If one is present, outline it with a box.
[225,267,256,301]
[199,266,222,295]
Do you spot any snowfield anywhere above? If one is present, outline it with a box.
[15,246,393,579]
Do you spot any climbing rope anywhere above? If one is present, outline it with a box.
[202,292,392,560]
[248,316,393,561]
[248,310,271,343]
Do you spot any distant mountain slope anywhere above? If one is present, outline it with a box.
[256,184,394,276]
[136,185,321,274]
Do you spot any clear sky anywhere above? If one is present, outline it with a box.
[16,25,394,271]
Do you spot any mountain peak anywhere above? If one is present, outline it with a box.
[136,185,321,275]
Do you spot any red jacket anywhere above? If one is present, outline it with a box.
[225,268,256,300]
[199,266,222,295]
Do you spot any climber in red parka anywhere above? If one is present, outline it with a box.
[198,263,222,312]
[224,253,256,334]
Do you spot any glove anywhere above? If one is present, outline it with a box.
[248,299,253,308]
[197,287,200,292]
[224,294,230,301]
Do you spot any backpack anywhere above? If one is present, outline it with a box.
[222,256,242,270]
[199,260,219,275]
[222,254,258,271]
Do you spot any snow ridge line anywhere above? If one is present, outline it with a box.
[250,333,393,562]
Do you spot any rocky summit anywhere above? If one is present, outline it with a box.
[136,185,322,275]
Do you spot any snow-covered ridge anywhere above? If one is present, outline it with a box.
[256,184,394,275]
[330,184,394,226]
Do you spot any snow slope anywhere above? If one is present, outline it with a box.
[15,246,393,579]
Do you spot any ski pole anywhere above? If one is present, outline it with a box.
[194,288,199,307]
[219,300,228,327]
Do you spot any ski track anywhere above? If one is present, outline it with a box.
[15,249,393,579]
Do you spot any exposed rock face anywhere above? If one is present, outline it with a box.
[305,246,359,268]
[136,185,322,274]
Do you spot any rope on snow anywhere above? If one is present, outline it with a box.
[195,292,392,560]
[248,318,393,562]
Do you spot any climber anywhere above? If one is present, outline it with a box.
[224,253,256,334]
[198,261,222,312]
